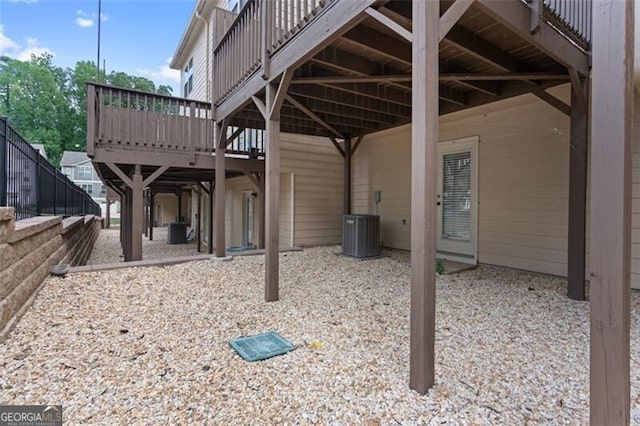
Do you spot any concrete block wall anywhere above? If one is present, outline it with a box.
[0,208,102,341]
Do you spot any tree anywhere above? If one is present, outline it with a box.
[0,54,70,165]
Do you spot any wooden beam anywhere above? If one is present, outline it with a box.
[352,135,364,155]
[343,138,352,214]
[473,0,589,76]
[131,164,144,261]
[568,68,587,109]
[269,68,294,120]
[440,73,570,81]
[142,165,169,188]
[285,95,345,138]
[341,25,411,66]
[444,24,524,72]
[252,96,267,118]
[215,121,228,258]
[105,163,133,189]
[532,89,571,116]
[567,77,588,301]
[265,82,281,302]
[410,0,438,395]
[439,0,475,42]
[330,137,346,158]
[364,7,412,42]
[589,1,633,424]
[288,84,411,118]
[291,75,413,85]
[225,126,246,147]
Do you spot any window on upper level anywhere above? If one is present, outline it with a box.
[229,0,248,14]
[77,165,93,180]
[183,57,194,97]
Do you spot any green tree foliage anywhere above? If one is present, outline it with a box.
[0,53,174,167]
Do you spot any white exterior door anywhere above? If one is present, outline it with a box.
[437,136,478,264]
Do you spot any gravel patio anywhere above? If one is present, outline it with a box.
[87,227,200,265]
[2,244,640,424]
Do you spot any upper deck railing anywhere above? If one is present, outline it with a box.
[87,83,264,159]
[213,0,335,106]
[540,0,591,48]
[212,0,592,107]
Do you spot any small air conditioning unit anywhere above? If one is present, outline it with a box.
[167,222,188,244]
[342,214,380,258]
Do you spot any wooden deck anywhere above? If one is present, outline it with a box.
[204,1,636,423]
[212,0,591,138]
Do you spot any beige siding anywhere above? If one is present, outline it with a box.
[281,134,343,247]
[353,87,640,288]
[175,6,235,102]
[211,135,343,249]
[353,90,571,274]
[153,193,179,227]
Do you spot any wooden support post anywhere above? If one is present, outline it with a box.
[208,181,214,255]
[197,186,202,252]
[265,82,281,302]
[258,173,265,250]
[590,1,633,424]
[344,138,352,215]
[177,188,182,222]
[143,191,149,238]
[567,77,588,301]
[215,122,228,258]
[149,193,154,241]
[123,188,131,261]
[105,196,111,229]
[410,0,438,394]
[131,165,144,261]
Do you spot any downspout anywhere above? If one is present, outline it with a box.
[195,9,210,102]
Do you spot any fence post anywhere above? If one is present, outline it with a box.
[0,117,7,207]
[35,152,41,215]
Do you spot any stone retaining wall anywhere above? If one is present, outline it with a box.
[0,208,102,341]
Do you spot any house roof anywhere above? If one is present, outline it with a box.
[170,0,226,70]
[60,151,90,166]
[30,144,47,160]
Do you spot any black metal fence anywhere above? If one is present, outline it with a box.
[0,117,101,220]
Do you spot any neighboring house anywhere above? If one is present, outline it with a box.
[60,151,114,218]
[30,144,47,160]
[170,0,343,249]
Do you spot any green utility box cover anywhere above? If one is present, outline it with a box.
[229,331,296,362]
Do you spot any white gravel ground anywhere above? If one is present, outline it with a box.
[2,246,640,424]
[87,228,200,264]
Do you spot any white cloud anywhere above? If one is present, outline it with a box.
[75,17,94,28]
[0,26,19,54]
[0,26,54,60]
[135,57,181,86]
[75,9,107,28]
[16,37,54,61]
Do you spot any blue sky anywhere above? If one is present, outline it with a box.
[0,0,197,94]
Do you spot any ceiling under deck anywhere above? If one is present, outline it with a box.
[226,0,582,140]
